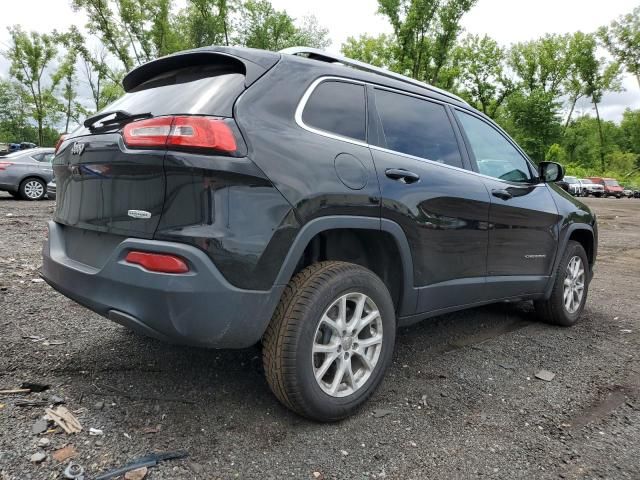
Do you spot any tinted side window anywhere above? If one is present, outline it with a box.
[374,89,463,168]
[302,81,366,141]
[456,110,532,182]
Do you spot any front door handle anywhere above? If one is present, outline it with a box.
[385,168,420,184]
[492,188,512,200]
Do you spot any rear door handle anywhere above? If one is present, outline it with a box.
[492,188,512,200]
[385,168,420,184]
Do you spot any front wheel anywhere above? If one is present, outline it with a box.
[534,241,589,326]
[262,261,396,421]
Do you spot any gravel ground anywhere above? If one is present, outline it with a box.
[0,192,639,480]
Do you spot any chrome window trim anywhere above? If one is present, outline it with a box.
[369,144,545,186]
[295,76,545,187]
[295,76,369,148]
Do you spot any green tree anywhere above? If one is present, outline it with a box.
[341,34,395,68]
[502,35,571,162]
[571,34,623,171]
[236,0,329,50]
[71,0,192,70]
[0,79,31,142]
[4,26,61,145]
[545,143,568,164]
[563,32,594,131]
[455,34,512,118]
[376,0,477,86]
[599,7,640,88]
[53,47,86,133]
[620,109,640,155]
[175,0,234,49]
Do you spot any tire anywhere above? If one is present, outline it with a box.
[534,241,589,327]
[262,261,396,421]
[19,177,46,200]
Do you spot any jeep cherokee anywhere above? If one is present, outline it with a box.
[42,46,597,422]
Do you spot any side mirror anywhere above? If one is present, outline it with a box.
[539,161,564,183]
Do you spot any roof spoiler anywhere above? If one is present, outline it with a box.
[280,47,467,105]
[123,47,280,92]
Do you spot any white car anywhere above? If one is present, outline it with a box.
[578,178,604,197]
[563,176,582,196]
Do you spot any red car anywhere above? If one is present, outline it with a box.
[588,177,624,198]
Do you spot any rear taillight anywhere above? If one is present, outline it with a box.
[54,134,67,154]
[125,251,189,274]
[0,162,13,171]
[122,116,238,153]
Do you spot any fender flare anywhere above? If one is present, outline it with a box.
[544,223,595,298]
[273,216,417,316]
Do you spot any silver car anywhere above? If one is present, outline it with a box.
[0,148,55,200]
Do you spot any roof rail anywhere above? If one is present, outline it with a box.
[279,47,467,105]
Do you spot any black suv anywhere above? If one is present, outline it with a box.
[42,46,597,421]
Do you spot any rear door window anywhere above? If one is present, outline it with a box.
[372,89,463,168]
[301,80,367,142]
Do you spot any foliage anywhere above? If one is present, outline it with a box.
[599,7,640,87]
[5,27,62,145]
[454,34,512,118]
[341,34,395,69]
[376,0,477,87]
[235,0,329,50]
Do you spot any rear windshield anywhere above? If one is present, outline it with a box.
[564,176,577,183]
[98,63,245,120]
[604,179,619,186]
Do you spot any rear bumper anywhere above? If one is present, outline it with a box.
[41,221,283,348]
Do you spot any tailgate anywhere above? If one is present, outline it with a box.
[53,135,166,238]
[53,49,278,240]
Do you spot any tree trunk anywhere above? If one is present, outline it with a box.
[65,94,72,133]
[563,96,578,133]
[593,99,606,172]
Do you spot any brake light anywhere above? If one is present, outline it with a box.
[122,116,237,153]
[54,134,67,154]
[0,162,13,171]
[125,251,189,274]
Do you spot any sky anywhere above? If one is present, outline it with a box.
[1,0,639,121]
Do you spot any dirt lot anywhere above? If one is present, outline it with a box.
[0,193,639,480]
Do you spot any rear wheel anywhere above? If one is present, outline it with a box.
[534,241,589,326]
[19,178,46,200]
[262,261,396,421]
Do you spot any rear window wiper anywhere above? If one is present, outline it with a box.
[84,110,152,133]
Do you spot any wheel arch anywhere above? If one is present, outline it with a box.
[273,216,417,317]
[544,223,595,299]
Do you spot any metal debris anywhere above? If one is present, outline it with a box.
[63,463,85,479]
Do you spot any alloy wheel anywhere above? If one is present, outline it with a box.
[312,292,383,398]
[24,180,44,199]
[563,256,585,314]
